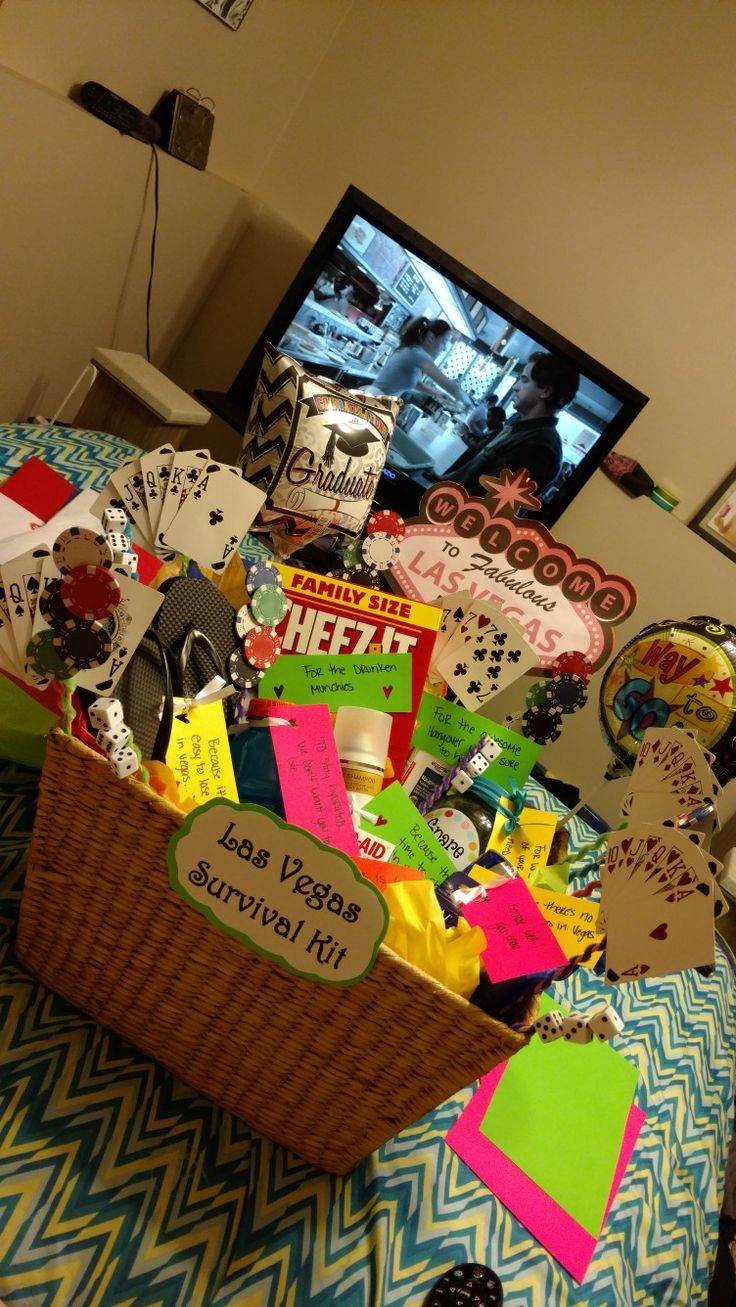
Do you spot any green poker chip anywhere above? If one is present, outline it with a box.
[250,584,290,627]
[26,629,74,681]
[341,536,364,568]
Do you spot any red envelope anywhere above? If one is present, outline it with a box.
[2,458,76,521]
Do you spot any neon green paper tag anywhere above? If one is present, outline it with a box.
[259,653,412,712]
[412,692,541,785]
[360,781,455,885]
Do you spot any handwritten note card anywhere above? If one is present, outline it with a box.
[482,805,558,881]
[462,878,567,981]
[411,693,541,786]
[360,782,455,885]
[529,887,603,966]
[165,701,238,807]
[260,653,412,712]
[270,703,358,857]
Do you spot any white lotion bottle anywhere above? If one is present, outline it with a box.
[333,706,392,810]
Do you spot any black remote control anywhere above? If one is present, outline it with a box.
[78,82,161,145]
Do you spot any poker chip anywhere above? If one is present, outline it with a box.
[39,578,71,630]
[250,584,291,627]
[26,629,73,681]
[525,680,552,710]
[246,560,281,594]
[366,508,406,542]
[521,704,563,745]
[228,648,265,690]
[60,565,121,621]
[243,626,282,670]
[423,1263,503,1307]
[550,649,594,682]
[341,536,365,569]
[341,565,380,590]
[361,531,401,572]
[548,672,588,714]
[234,603,258,640]
[52,618,112,671]
[52,526,113,574]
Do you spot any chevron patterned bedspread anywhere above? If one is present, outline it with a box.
[0,425,735,1307]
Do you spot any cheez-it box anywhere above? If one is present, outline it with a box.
[275,564,441,780]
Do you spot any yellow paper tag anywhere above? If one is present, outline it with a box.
[165,701,239,807]
[477,805,558,882]
[529,886,603,966]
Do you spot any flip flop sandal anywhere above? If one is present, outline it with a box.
[423,1264,503,1307]
[116,629,174,762]
[154,578,236,700]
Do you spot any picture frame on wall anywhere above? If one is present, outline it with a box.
[690,466,736,561]
[193,0,255,31]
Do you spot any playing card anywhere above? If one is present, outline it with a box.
[604,875,714,984]
[108,458,155,550]
[162,460,266,572]
[0,545,51,666]
[155,448,210,558]
[139,443,176,540]
[434,600,536,710]
[429,590,474,674]
[622,727,721,822]
[73,575,164,696]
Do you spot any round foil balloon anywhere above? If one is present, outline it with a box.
[599,616,736,781]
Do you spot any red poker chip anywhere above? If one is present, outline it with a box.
[366,509,406,541]
[550,649,594,682]
[60,565,121,621]
[243,626,282,670]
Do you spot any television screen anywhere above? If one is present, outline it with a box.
[198,187,648,528]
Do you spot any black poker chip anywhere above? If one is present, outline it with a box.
[548,672,588,714]
[52,618,112,671]
[521,704,563,744]
[341,565,380,590]
[39,578,70,630]
[228,648,264,690]
[423,1263,503,1307]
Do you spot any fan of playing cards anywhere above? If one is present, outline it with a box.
[429,592,537,711]
[599,726,726,985]
[92,444,266,573]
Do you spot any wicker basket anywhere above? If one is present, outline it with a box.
[16,730,534,1174]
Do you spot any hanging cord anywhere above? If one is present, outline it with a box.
[145,144,160,362]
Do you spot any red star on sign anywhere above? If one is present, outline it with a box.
[711,676,733,698]
[479,467,541,518]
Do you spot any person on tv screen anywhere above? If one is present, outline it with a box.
[451,351,579,497]
[370,317,471,410]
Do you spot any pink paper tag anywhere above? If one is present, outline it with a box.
[446,1064,645,1282]
[270,703,359,858]
[462,878,567,981]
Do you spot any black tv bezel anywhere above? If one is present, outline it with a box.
[199,185,648,528]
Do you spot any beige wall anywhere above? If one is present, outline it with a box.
[2,0,736,822]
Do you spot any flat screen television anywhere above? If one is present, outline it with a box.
[197,186,648,528]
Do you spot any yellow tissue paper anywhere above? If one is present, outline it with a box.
[382,879,484,999]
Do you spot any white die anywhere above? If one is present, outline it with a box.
[96,725,129,754]
[88,697,124,731]
[561,1015,593,1044]
[106,531,129,559]
[586,1004,625,1043]
[450,768,475,794]
[534,1010,564,1043]
[466,752,490,779]
[114,550,138,575]
[108,745,138,779]
[102,506,128,533]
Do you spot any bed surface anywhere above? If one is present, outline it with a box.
[0,424,734,1307]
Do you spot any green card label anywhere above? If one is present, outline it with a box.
[259,653,412,712]
[412,693,540,785]
[360,781,456,885]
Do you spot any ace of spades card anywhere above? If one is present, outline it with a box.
[161,461,266,572]
[434,599,536,710]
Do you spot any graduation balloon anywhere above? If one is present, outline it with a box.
[599,616,736,782]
